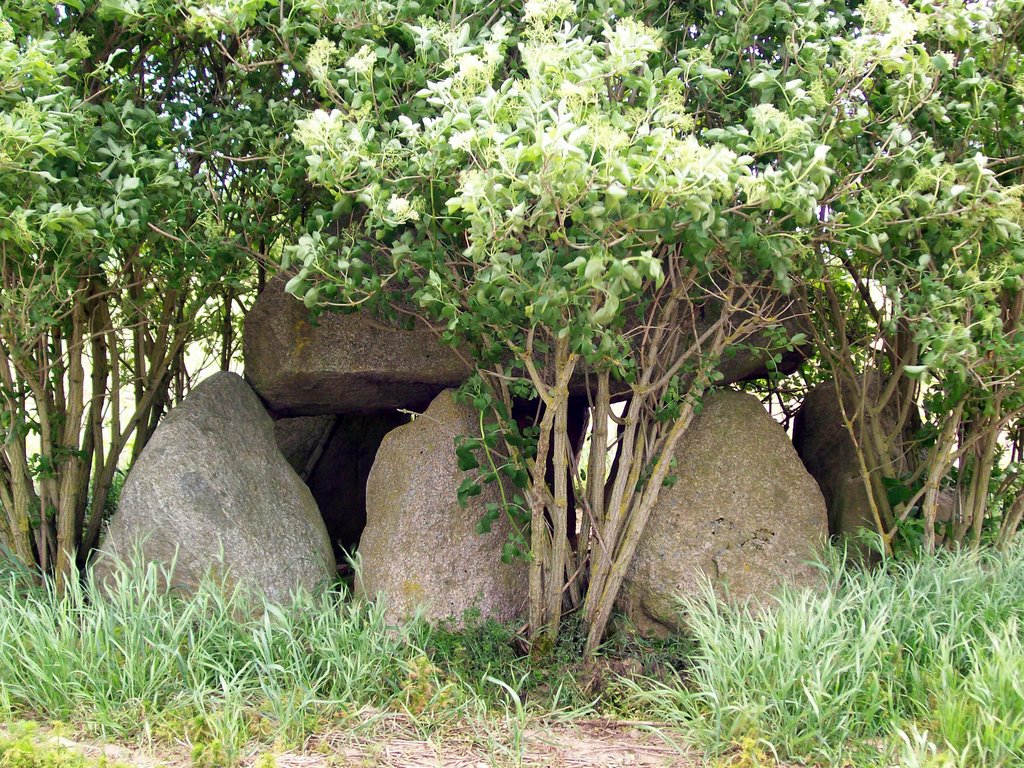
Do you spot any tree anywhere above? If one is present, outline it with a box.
[2,0,1020,652]
[796,0,1024,554]
[283,0,1024,649]
[0,0,321,584]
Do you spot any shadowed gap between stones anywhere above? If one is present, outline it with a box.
[274,397,596,572]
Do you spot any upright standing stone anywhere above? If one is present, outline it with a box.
[618,390,828,637]
[357,390,527,625]
[793,374,921,559]
[95,372,336,603]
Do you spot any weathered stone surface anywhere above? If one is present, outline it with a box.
[274,415,335,475]
[793,378,874,546]
[792,375,920,558]
[244,278,472,416]
[95,372,336,603]
[699,287,811,384]
[306,411,409,553]
[357,390,527,625]
[247,276,806,418]
[619,390,827,637]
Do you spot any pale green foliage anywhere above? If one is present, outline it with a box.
[276,0,1024,636]
[283,0,1024,380]
[287,5,756,353]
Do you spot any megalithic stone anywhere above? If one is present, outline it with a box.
[243,278,472,416]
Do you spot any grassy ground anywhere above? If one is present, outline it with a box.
[1,547,1022,767]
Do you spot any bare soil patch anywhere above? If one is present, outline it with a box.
[307,717,695,767]
[6,718,698,767]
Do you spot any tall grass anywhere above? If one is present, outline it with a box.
[0,556,609,765]
[623,545,1024,767]
[4,547,1024,767]
[0,558,473,762]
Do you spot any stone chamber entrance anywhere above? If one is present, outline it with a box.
[274,411,412,566]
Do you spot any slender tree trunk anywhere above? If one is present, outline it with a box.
[543,336,572,639]
[54,283,89,588]
[585,399,699,653]
[921,401,964,554]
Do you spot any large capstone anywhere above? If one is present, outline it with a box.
[618,390,828,637]
[710,288,812,384]
[94,372,336,603]
[246,278,807,419]
[243,278,472,416]
[356,390,528,625]
[567,287,810,397]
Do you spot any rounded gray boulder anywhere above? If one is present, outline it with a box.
[95,372,336,603]
[618,390,828,636]
[356,390,527,625]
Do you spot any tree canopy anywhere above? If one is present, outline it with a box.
[1,0,1022,647]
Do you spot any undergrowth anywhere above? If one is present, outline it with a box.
[623,545,1024,767]
[0,722,127,768]
[427,608,691,714]
[2,547,1023,767]
[0,558,684,764]
[0,559,435,763]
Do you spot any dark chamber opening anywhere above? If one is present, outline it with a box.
[300,410,411,563]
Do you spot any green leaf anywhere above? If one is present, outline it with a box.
[456,478,482,508]
[455,441,480,472]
